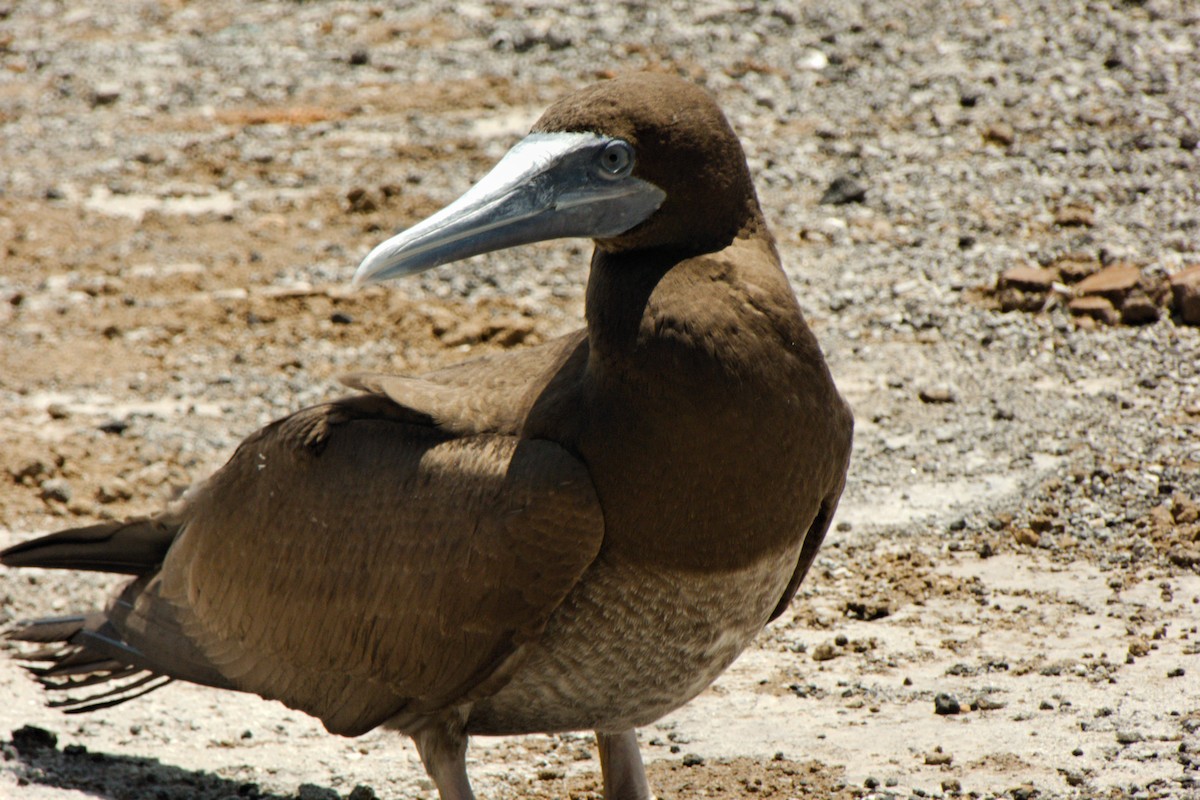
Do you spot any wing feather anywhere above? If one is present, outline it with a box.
[135,398,604,736]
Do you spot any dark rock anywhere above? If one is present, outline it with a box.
[11,725,58,754]
[819,175,866,205]
[681,753,705,767]
[330,311,353,325]
[348,49,370,66]
[1119,294,1160,325]
[346,187,379,214]
[297,784,339,800]
[934,693,961,715]
[99,418,129,435]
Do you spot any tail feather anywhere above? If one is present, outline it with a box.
[47,673,174,713]
[4,516,235,716]
[5,614,97,644]
[3,600,177,714]
[0,517,177,574]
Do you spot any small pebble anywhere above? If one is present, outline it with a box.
[819,175,867,205]
[39,478,72,504]
[934,693,961,715]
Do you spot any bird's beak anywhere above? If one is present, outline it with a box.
[352,132,665,286]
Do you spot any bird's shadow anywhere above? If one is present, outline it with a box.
[4,728,370,800]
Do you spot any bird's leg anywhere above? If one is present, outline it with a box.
[411,715,475,800]
[596,729,653,800]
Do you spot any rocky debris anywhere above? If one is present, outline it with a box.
[925,746,954,765]
[1012,528,1041,547]
[991,256,1190,326]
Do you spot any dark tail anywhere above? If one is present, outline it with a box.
[1,517,176,574]
[4,611,175,713]
[2,517,187,712]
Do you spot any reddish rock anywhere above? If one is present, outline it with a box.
[1074,263,1141,305]
[1068,295,1119,325]
[998,266,1058,292]
[1168,264,1200,325]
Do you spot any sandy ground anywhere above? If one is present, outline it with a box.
[2,2,1199,799]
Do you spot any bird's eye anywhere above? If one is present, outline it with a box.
[597,140,634,179]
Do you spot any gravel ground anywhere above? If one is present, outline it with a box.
[2,1,1199,799]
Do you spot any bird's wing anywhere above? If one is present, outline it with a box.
[121,393,604,736]
[342,329,588,436]
[768,496,838,623]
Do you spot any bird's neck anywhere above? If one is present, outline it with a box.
[578,238,842,571]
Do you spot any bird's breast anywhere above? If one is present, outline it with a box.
[464,538,802,735]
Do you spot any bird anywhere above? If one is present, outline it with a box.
[2,72,853,800]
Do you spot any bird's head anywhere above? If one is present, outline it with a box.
[353,73,760,286]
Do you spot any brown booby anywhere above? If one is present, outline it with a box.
[2,73,853,800]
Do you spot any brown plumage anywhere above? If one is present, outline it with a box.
[2,73,852,800]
